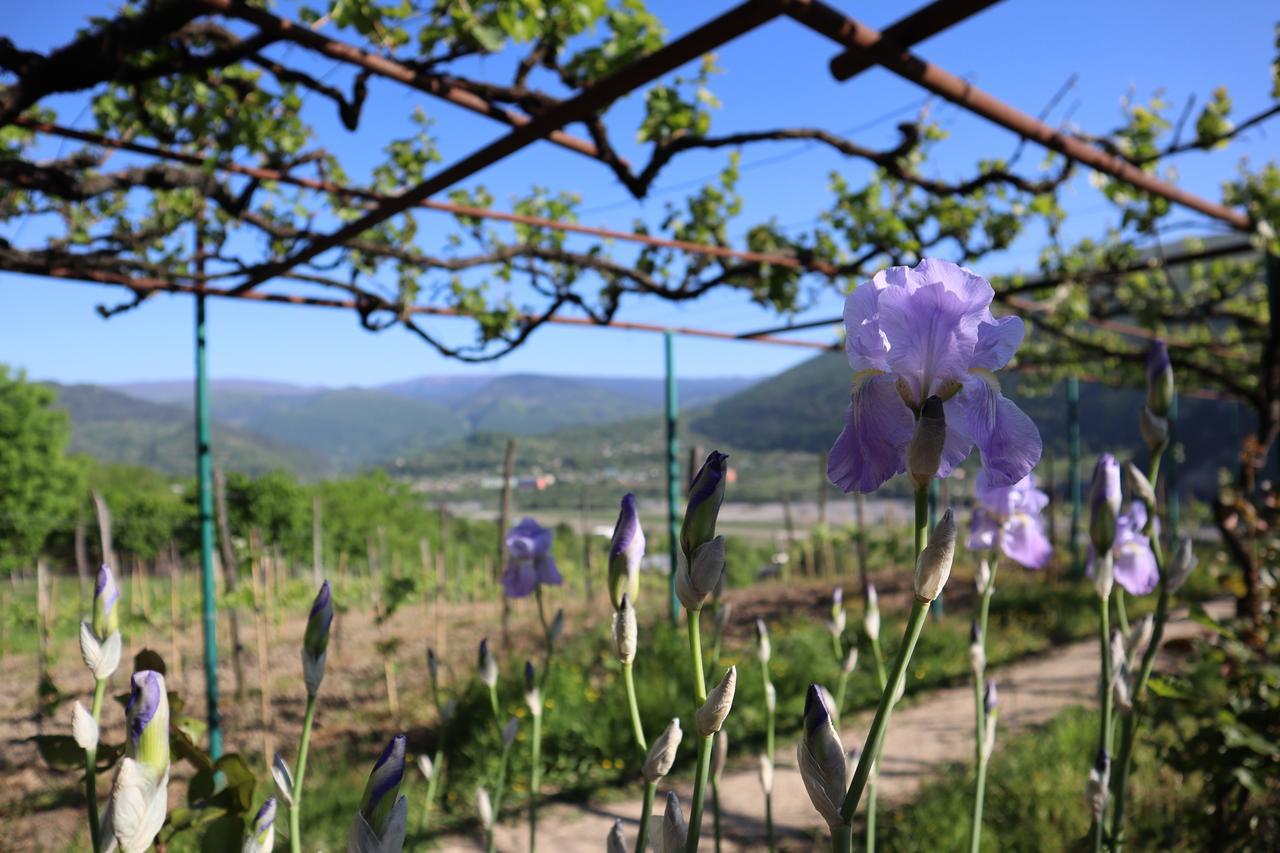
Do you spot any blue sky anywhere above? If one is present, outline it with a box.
[1,0,1276,386]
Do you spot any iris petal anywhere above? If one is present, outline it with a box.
[954,376,1042,487]
[827,374,913,493]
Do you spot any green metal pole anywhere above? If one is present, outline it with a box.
[195,294,223,759]
[1067,376,1082,577]
[1167,392,1180,536]
[664,330,681,626]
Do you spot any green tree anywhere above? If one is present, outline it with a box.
[0,366,82,572]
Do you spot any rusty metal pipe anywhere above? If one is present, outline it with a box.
[828,0,1004,82]
[787,0,1251,231]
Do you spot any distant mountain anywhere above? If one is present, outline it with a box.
[378,374,756,409]
[48,383,317,476]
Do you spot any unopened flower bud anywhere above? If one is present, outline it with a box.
[417,754,434,782]
[549,608,565,646]
[607,819,627,853]
[1084,750,1110,823]
[1145,340,1174,417]
[477,638,498,689]
[975,557,991,596]
[612,595,637,665]
[828,587,847,636]
[711,731,728,783]
[755,617,771,664]
[271,753,294,807]
[675,535,725,612]
[608,493,645,610]
[427,647,440,693]
[1093,550,1114,601]
[643,719,682,783]
[1166,538,1197,593]
[913,509,956,602]
[842,645,858,675]
[356,734,407,843]
[302,581,334,696]
[697,667,737,736]
[1139,407,1169,454]
[758,755,774,795]
[92,564,120,641]
[502,717,519,748]
[72,701,99,752]
[1125,461,1156,515]
[126,671,169,773]
[764,681,776,714]
[982,709,998,764]
[245,798,276,853]
[969,621,986,675]
[907,395,947,487]
[984,679,998,714]
[476,787,493,830]
[1126,614,1154,666]
[681,451,728,557]
[864,584,880,642]
[79,620,121,681]
[524,660,541,716]
[1089,455,1122,553]
[798,684,849,830]
[656,791,687,853]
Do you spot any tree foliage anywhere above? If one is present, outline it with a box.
[0,367,82,571]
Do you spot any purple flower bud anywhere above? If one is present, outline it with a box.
[251,798,277,849]
[304,581,333,658]
[93,565,120,640]
[126,670,169,771]
[1145,340,1174,417]
[608,493,644,610]
[984,679,998,713]
[478,638,498,689]
[359,734,407,836]
[798,684,848,829]
[681,451,728,557]
[1088,454,1122,553]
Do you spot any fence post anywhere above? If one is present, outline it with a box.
[665,330,681,626]
[195,292,222,759]
[1067,375,1082,577]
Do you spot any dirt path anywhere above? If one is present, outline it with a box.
[463,599,1233,853]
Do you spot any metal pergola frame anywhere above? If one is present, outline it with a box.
[2,0,1257,756]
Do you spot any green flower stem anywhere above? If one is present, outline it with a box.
[421,745,445,835]
[530,710,542,853]
[635,781,657,853]
[1109,451,1169,850]
[864,636,887,853]
[1114,591,1130,636]
[914,485,929,558]
[84,676,106,853]
[761,658,776,853]
[711,771,723,853]
[1092,596,1113,853]
[840,598,931,823]
[684,609,713,853]
[289,692,319,853]
[832,824,854,853]
[487,684,500,722]
[535,586,555,684]
[969,556,999,853]
[622,660,648,753]
[487,740,513,853]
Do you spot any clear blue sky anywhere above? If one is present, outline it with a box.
[1,1,1276,386]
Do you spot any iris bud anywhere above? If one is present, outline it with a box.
[271,753,294,807]
[755,617,771,664]
[607,819,627,853]
[1166,538,1197,593]
[612,595,637,665]
[92,564,120,641]
[1125,461,1156,515]
[1139,406,1170,455]
[356,734,407,844]
[907,395,947,487]
[1088,455,1122,553]
[864,584,880,642]
[607,493,644,609]
[477,639,498,689]
[1084,750,1110,823]
[244,798,276,853]
[697,667,737,737]
[302,581,334,696]
[913,509,957,602]
[758,755,774,796]
[798,684,849,830]
[642,719,682,783]
[1145,340,1174,417]
[680,451,728,557]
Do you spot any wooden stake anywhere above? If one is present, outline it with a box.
[213,468,247,702]
[248,532,274,763]
[312,494,324,588]
[169,551,183,687]
[91,491,116,570]
[74,509,89,613]
[36,560,49,692]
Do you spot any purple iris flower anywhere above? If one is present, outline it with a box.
[967,471,1053,570]
[126,670,163,747]
[1087,501,1159,596]
[828,259,1041,493]
[502,517,563,598]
